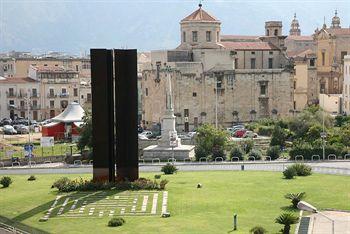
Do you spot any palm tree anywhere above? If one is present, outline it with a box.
[275,213,299,234]
[284,192,306,208]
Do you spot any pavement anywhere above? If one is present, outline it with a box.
[1,161,350,175]
[307,210,350,234]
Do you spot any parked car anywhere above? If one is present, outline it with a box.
[17,125,29,134]
[234,129,247,138]
[3,125,17,135]
[243,131,258,138]
[138,131,153,139]
[0,118,12,126]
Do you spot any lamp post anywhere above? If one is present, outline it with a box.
[297,201,335,234]
[215,73,218,129]
[321,88,326,160]
[23,89,32,167]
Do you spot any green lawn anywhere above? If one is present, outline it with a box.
[0,171,349,234]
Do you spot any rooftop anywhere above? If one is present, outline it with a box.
[219,41,279,51]
[0,77,37,84]
[181,5,219,22]
[31,65,78,73]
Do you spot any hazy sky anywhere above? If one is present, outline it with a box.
[0,0,349,55]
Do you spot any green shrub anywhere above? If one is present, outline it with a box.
[161,163,178,174]
[289,143,342,160]
[159,179,169,190]
[230,146,244,161]
[108,217,125,227]
[266,146,280,160]
[290,164,312,176]
[243,139,254,153]
[250,226,267,234]
[154,174,161,179]
[195,146,207,161]
[211,146,226,161]
[257,125,274,136]
[0,176,12,188]
[248,149,262,160]
[28,175,36,181]
[284,192,306,209]
[283,167,296,179]
[130,178,160,190]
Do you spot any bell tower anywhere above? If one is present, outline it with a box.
[289,13,301,36]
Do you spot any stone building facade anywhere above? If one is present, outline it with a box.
[314,11,350,95]
[141,5,294,131]
[343,55,350,114]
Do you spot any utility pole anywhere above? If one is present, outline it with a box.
[215,74,218,129]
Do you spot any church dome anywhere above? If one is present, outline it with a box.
[331,10,341,28]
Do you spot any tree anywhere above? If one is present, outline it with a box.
[77,110,92,151]
[270,125,286,147]
[275,213,299,234]
[284,192,306,208]
[195,124,228,161]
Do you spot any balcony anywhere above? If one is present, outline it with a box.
[18,93,28,98]
[31,93,40,98]
[7,104,17,110]
[59,93,70,98]
[6,91,17,98]
[31,105,41,110]
[47,93,57,98]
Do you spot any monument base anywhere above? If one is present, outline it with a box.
[143,145,195,161]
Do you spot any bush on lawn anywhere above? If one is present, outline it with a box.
[159,179,169,190]
[229,146,244,161]
[289,143,345,160]
[28,175,36,181]
[161,163,178,174]
[0,176,12,188]
[284,192,306,209]
[283,167,296,179]
[266,146,281,160]
[108,217,125,227]
[243,139,254,153]
[154,174,161,179]
[250,226,267,234]
[257,125,274,136]
[289,164,312,176]
[248,149,262,160]
[52,177,168,192]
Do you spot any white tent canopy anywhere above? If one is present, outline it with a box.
[51,102,85,123]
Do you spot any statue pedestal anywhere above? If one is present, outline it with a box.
[143,144,195,161]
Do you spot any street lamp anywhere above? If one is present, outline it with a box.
[297,201,335,234]
[321,88,326,160]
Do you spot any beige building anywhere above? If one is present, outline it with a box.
[343,55,350,114]
[0,66,82,121]
[141,5,294,131]
[314,11,350,95]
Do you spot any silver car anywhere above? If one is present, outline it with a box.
[3,125,17,135]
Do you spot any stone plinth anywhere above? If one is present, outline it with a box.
[143,145,195,160]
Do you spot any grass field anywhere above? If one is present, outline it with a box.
[0,171,349,234]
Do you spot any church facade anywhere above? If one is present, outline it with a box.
[141,4,295,131]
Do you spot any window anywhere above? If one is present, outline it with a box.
[268,58,273,69]
[320,83,325,93]
[217,31,219,42]
[81,95,84,99]
[192,31,198,42]
[341,51,347,64]
[33,111,38,120]
[192,92,197,97]
[61,100,68,109]
[49,88,54,97]
[251,51,255,55]
[20,111,25,118]
[145,88,148,96]
[250,58,256,69]
[32,100,38,107]
[9,100,14,105]
[206,31,211,42]
[266,29,269,36]
[294,81,296,89]
[310,58,315,67]
[32,88,37,97]
[9,88,14,96]
[183,31,186,42]
[227,74,234,87]
[50,110,55,118]
[20,100,25,107]
[260,84,266,95]
[269,51,273,55]
[274,29,278,36]
[234,58,238,69]
[216,77,222,89]
[87,93,92,102]
[76,65,79,71]
[74,88,78,97]
[62,88,67,94]
[50,100,55,108]
[184,109,189,117]
[322,52,325,66]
